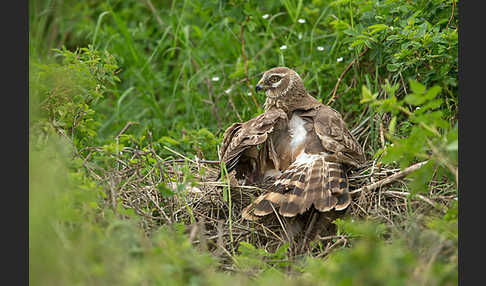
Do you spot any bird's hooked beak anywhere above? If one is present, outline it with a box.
[255,78,265,92]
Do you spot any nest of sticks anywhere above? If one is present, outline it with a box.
[83,120,456,267]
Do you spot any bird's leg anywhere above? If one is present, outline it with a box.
[244,157,262,185]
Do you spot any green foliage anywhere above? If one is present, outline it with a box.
[301,217,457,286]
[361,80,458,192]
[29,0,458,284]
[30,141,222,285]
[426,200,458,242]
[30,45,120,150]
[361,79,457,194]
[29,107,228,286]
[234,242,291,274]
[30,0,457,157]
[158,128,220,160]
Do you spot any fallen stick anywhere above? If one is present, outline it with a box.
[163,158,221,165]
[350,161,428,195]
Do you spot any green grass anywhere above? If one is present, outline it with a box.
[29,0,458,285]
[30,0,457,152]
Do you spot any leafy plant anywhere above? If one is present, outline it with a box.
[30,45,120,151]
[234,242,291,274]
[29,0,458,284]
[361,79,457,195]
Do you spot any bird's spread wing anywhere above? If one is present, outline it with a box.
[302,106,365,168]
[219,107,288,175]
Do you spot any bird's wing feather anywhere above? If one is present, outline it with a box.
[243,152,351,219]
[219,107,288,174]
[303,106,365,168]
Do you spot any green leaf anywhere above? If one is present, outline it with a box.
[424,85,442,100]
[409,80,426,95]
[372,147,386,159]
[378,96,399,113]
[368,24,389,35]
[360,85,378,103]
[414,99,443,113]
[381,145,403,164]
[159,136,180,146]
[446,140,458,151]
[404,93,426,106]
[274,242,289,258]
[408,160,436,194]
[388,115,397,136]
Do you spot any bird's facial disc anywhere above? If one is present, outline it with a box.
[255,73,287,92]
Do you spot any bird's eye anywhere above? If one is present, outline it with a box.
[269,76,280,83]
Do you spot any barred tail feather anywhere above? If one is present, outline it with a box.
[245,153,352,219]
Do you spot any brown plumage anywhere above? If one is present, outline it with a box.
[219,67,365,220]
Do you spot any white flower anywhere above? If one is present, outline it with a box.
[317,46,324,51]
[262,14,269,19]
[298,32,302,40]
[211,76,220,82]
[225,88,232,94]
[247,92,252,97]
[336,57,343,62]
[298,18,306,24]
[280,45,287,50]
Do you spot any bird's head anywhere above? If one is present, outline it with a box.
[255,67,305,99]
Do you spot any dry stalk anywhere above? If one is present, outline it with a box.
[77,119,455,263]
[327,46,369,105]
[350,161,428,195]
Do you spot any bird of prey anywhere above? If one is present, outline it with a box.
[219,67,365,220]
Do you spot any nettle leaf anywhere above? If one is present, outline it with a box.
[414,98,443,114]
[404,92,427,106]
[381,143,404,164]
[408,160,436,195]
[409,80,426,95]
[424,85,442,100]
[412,110,445,128]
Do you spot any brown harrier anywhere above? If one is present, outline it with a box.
[219,67,365,220]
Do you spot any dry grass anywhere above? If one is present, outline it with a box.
[80,118,457,268]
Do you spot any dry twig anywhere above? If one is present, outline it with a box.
[350,161,428,195]
[327,46,369,105]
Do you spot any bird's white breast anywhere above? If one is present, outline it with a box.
[289,114,307,153]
